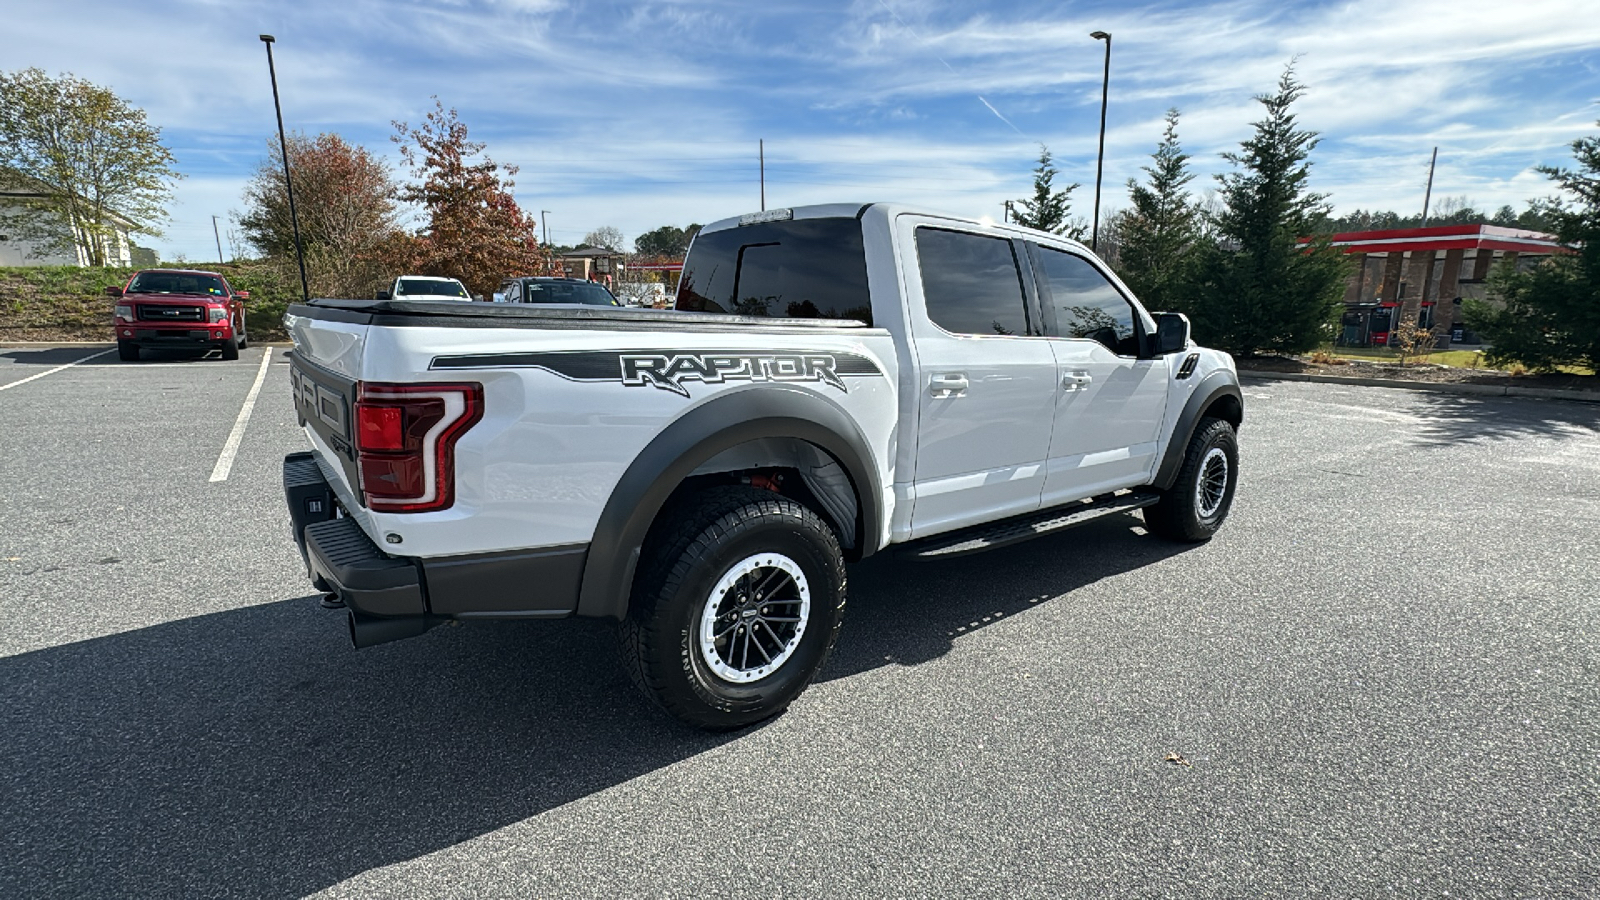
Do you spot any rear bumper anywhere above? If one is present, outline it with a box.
[282,452,588,648]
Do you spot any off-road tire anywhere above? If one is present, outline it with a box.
[1144,416,1238,542]
[117,340,139,362]
[221,338,240,361]
[619,486,847,730]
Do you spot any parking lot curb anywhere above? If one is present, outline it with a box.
[0,341,115,347]
[1238,370,1600,404]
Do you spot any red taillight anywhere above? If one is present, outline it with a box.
[357,404,406,451]
[354,382,483,513]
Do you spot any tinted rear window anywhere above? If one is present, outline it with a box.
[675,217,871,325]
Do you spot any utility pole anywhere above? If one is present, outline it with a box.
[260,35,310,303]
[759,139,766,211]
[1421,147,1438,227]
[1003,200,1014,223]
[540,210,550,246]
[1090,30,1112,253]
[212,216,225,267]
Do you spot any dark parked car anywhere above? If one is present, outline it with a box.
[495,277,620,306]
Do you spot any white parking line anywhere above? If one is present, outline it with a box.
[209,348,273,483]
[0,348,116,391]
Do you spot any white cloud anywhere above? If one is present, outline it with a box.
[7,0,1595,260]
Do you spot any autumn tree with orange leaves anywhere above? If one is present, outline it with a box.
[238,131,401,298]
[390,99,548,297]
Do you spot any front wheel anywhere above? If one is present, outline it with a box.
[620,486,846,730]
[117,340,139,362]
[1143,417,1238,542]
[220,338,240,361]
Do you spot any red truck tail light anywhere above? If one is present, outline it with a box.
[354,382,484,513]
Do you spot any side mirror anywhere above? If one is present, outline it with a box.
[1152,312,1190,355]
[105,286,123,298]
[234,290,250,301]
[375,290,391,301]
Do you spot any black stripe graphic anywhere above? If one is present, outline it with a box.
[430,349,883,397]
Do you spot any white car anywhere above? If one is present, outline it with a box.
[284,202,1242,729]
[376,275,474,302]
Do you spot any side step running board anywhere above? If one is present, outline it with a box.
[901,490,1161,561]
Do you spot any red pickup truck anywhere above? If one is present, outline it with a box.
[107,268,250,361]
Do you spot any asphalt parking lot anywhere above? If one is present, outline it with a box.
[2,343,1597,898]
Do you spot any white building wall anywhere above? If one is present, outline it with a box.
[0,200,133,267]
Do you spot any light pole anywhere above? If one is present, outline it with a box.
[540,210,550,246]
[1089,30,1111,255]
[260,35,309,303]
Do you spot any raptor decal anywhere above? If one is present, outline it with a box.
[430,349,882,397]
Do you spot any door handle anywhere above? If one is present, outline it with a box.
[1062,371,1093,392]
[929,373,969,398]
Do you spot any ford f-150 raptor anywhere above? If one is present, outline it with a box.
[282,202,1242,729]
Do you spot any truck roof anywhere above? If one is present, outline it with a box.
[697,202,1098,255]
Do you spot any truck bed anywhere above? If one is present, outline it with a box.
[289,298,877,333]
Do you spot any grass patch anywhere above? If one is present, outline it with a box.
[0,262,296,342]
[1324,344,1594,375]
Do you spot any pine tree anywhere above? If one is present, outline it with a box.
[1188,65,1348,356]
[1115,109,1202,310]
[1013,146,1082,238]
[1465,120,1600,373]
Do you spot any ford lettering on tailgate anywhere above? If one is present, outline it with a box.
[290,359,353,457]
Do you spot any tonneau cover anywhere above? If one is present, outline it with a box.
[289,298,875,331]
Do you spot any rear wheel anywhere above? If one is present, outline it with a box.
[220,338,240,361]
[236,319,248,349]
[619,486,846,730]
[117,340,139,362]
[1144,417,1238,542]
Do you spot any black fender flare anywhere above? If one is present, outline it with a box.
[576,386,884,620]
[1152,369,1244,492]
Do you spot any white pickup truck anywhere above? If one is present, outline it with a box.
[282,202,1242,729]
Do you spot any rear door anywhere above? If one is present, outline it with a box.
[1029,243,1170,505]
[897,216,1057,538]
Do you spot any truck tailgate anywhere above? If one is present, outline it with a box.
[289,352,361,499]
[284,307,370,503]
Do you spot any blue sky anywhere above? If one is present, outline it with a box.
[8,0,1600,260]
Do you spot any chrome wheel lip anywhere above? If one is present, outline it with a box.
[1196,446,1230,519]
[697,552,811,684]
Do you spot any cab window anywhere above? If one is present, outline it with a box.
[915,228,1031,337]
[1034,246,1140,355]
[675,218,871,325]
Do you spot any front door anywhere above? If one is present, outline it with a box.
[898,217,1057,538]
[1028,243,1170,506]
